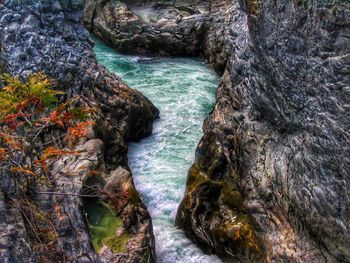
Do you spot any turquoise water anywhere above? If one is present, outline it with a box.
[93,37,222,263]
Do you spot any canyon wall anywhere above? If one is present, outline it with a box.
[83,0,232,72]
[178,0,350,262]
[0,1,158,262]
[0,0,348,262]
[85,0,350,262]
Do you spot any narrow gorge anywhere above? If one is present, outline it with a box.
[92,37,221,262]
[0,0,349,263]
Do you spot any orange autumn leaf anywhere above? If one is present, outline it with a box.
[34,159,48,171]
[0,73,99,181]
[87,169,99,177]
[40,147,81,161]
[35,147,81,172]
[55,120,65,129]
[10,166,36,176]
[0,147,7,160]
[41,110,65,128]
[0,132,21,150]
[49,110,59,120]
[67,121,95,139]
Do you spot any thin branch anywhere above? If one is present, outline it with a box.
[39,132,67,146]
[36,191,107,198]
[7,156,23,169]
[21,111,33,127]
[15,202,45,246]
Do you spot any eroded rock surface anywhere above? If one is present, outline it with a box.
[85,0,350,262]
[85,0,350,261]
[1,0,349,262]
[178,0,350,262]
[84,0,233,72]
[0,0,158,262]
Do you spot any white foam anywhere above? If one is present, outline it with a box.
[93,36,221,263]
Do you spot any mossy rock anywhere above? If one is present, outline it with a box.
[102,233,131,253]
[128,186,142,206]
[186,163,208,193]
[181,163,209,209]
[246,0,259,15]
[215,213,261,253]
[220,184,243,209]
[184,165,262,256]
[84,199,131,253]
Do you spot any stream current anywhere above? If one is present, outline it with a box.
[93,37,222,263]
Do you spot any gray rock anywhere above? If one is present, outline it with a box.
[176,0,350,262]
[88,0,348,262]
[84,0,235,73]
[0,0,158,262]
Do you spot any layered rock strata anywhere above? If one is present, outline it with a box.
[0,0,158,262]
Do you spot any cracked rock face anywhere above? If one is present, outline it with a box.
[85,0,350,261]
[0,0,158,262]
[178,0,350,262]
[1,0,349,262]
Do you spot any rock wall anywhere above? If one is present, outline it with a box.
[83,0,233,72]
[0,0,158,262]
[84,0,350,262]
[1,0,349,262]
[177,0,350,262]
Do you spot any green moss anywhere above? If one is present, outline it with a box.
[103,233,131,253]
[215,213,261,252]
[246,0,259,15]
[84,199,131,253]
[184,164,243,210]
[186,163,208,193]
[182,163,263,256]
[181,163,210,209]
[232,214,260,251]
[128,186,141,206]
[21,199,57,244]
[220,185,243,209]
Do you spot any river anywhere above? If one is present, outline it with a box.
[93,37,222,263]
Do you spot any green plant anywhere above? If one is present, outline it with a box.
[0,72,94,180]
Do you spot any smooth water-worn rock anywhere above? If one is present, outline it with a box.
[1,0,349,262]
[0,1,158,262]
[84,0,205,56]
[83,0,232,72]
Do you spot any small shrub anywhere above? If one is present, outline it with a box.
[0,72,95,180]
